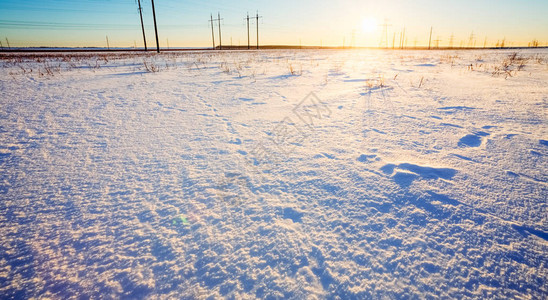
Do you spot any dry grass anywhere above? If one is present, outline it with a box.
[288,62,302,76]
[491,52,529,78]
[2,50,545,82]
[365,74,386,90]
[143,60,160,72]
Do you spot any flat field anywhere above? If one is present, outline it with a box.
[0,49,547,298]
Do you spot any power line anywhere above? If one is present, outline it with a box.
[0,20,137,30]
[0,0,139,15]
[0,20,204,30]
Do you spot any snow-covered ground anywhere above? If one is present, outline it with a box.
[0,49,547,298]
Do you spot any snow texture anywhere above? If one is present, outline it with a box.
[0,49,547,298]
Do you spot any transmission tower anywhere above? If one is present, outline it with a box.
[434,36,441,49]
[379,19,391,48]
[401,27,406,49]
[468,31,475,48]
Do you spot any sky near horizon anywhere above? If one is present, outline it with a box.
[1,0,547,48]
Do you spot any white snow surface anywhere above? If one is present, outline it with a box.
[0,49,547,298]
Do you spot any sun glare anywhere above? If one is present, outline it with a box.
[362,18,377,33]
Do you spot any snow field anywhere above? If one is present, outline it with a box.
[0,49,547,298]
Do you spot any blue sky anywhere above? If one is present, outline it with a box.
[1,0,547,47]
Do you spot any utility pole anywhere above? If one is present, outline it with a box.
[137,0,147,51]
[0,40,3,50]
[6,38,10,49]
[151,0,160,53]
[428,27,432,50]
[210,13,222,50]
[106,36,110,50]
[246,12,250,49]
[256,11,262,49]
[449,33,454,49]
[209,14,215,49]
[218,12,222,50]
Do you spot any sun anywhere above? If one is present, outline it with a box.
[361,18,377,33]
